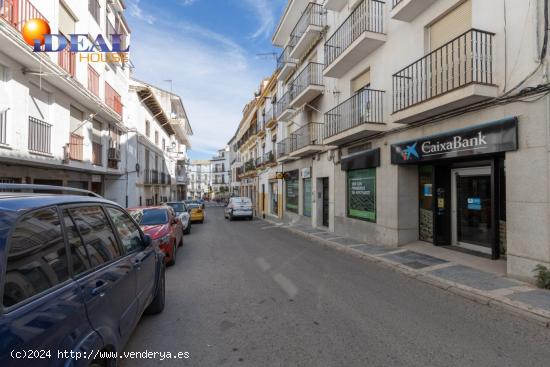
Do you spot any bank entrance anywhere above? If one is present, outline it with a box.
[392,117,518,260]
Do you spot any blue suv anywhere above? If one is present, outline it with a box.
[0,187,166,366]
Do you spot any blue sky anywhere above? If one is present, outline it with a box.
[126,0,286,160]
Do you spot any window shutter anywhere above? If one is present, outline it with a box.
[28,84,50,121]
[59,4,76,36]
[429,0,472,50]
[351,68,371,93]
[92,120,102,143]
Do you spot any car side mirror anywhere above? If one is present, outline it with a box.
[143,235,152,248]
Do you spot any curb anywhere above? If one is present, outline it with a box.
[265,220,550,328]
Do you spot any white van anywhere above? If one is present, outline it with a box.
[225,197,253,221]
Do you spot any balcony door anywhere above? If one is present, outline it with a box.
[428,0,472,95]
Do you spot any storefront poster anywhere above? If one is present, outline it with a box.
[285,170,299,213]
[347,169,376,221]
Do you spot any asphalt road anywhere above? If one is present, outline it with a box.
[122,208,550,367]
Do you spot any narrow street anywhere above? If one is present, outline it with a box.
[123,207,550,367]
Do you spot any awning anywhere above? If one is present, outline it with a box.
[341,148,380,171]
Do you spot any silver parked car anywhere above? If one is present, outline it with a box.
[225,197,253,221]
[164,201,192,234]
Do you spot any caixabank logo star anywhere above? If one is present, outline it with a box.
[22,18,129,63]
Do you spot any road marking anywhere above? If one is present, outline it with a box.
[255,257,271,272]
[272,273,298,298]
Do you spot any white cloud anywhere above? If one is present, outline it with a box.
[179,0,198,6]
[244,0,279,39]
[127,5,271,158]
[126,0,156,25]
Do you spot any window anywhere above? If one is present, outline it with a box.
[285,170,299,213]
[155,131,159,145]
[347,169,376,222]
[67,206,121,267]
[162,138,166,151]
[145,120,150,137]
[429,0,472,50]
[62,210,92,276]
[351,68,371,94]
[106,207,144,253]
[88,0,101,24]
[3,208,70,308]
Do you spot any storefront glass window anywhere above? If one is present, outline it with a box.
[419,166,434,243]
[347,169,376,222]
[303,178,312,217]
[285,171,299,213]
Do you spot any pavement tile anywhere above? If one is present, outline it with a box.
[429,265,519,291]
[351,244,396,256]
[331,237,363,246]
[507,290,550,311]
[383,251,448,270]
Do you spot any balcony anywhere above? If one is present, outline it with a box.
[289,62,324,108]
[244,159,256,173]
[391,0,437,22]
[289,122,324,158]
[324,88,386,146]
[28,117,52,155]
[324,0,386,78]
[144,170,159,185]
[88,66,100,97]
[277,136,297,163]
[105,82,123,116]
[392,29,497,124]
[277,46,298,81]
[264,151,276,165]
[69,133,84,161]
[276,89,296,122]
[92,142,102,166]
[289,3,326,61]
[264,104,277,129]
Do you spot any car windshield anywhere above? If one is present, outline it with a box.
[129,209,168,225]
[167,203,185,213]
[187,203,200,209]
[232,197,252,205]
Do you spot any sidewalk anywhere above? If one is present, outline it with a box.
[261,218,550,327]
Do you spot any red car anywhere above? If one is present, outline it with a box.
[128,206,183,266]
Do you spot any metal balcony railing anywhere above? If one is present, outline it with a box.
[0,0,47,33]
[59,43,76,77]
[290,62,323,101]
[88,65,100,97]
[244,159,256,172]
[289,3,326,48]
[144,169,160,185]
[324,88,385,138]
[277,136,297,158]
[291,122,324,152]
[92,142,102,165]
[160,172,167,185]
[28,117,52,154]
[0,109,7,145]
[264,104,275,124]
[69,133,84,161]
[255,157,262,167]
[277,45,295,71]
[276,89,293,117]
[325,0,385,68]
[393,29,495,113]
[392,0,403,8]
[264,151,275,164]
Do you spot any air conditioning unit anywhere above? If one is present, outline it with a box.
[108,147,121,161]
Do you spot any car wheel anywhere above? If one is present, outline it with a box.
[167,242,176,266]
[145,264,165,315]
[184,224,191,234]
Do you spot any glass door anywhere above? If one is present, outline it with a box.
[451,167,492,254]
[303,178,312,217]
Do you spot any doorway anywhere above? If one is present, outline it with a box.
[451,167,492,255]
[322,178,329,227]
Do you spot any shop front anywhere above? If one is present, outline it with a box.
[391,117,518,259]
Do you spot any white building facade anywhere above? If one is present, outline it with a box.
[188,160,211,199]
[268,0,550,281]
[0,0,129,198]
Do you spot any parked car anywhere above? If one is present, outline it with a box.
[0,185,165,367]
[197,198,205,209]
[184,200,205,223]
[225,197,253,220]
[164,201,191,234]
[128,206,183,266]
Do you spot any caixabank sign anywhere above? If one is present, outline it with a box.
[391,117,519,164]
